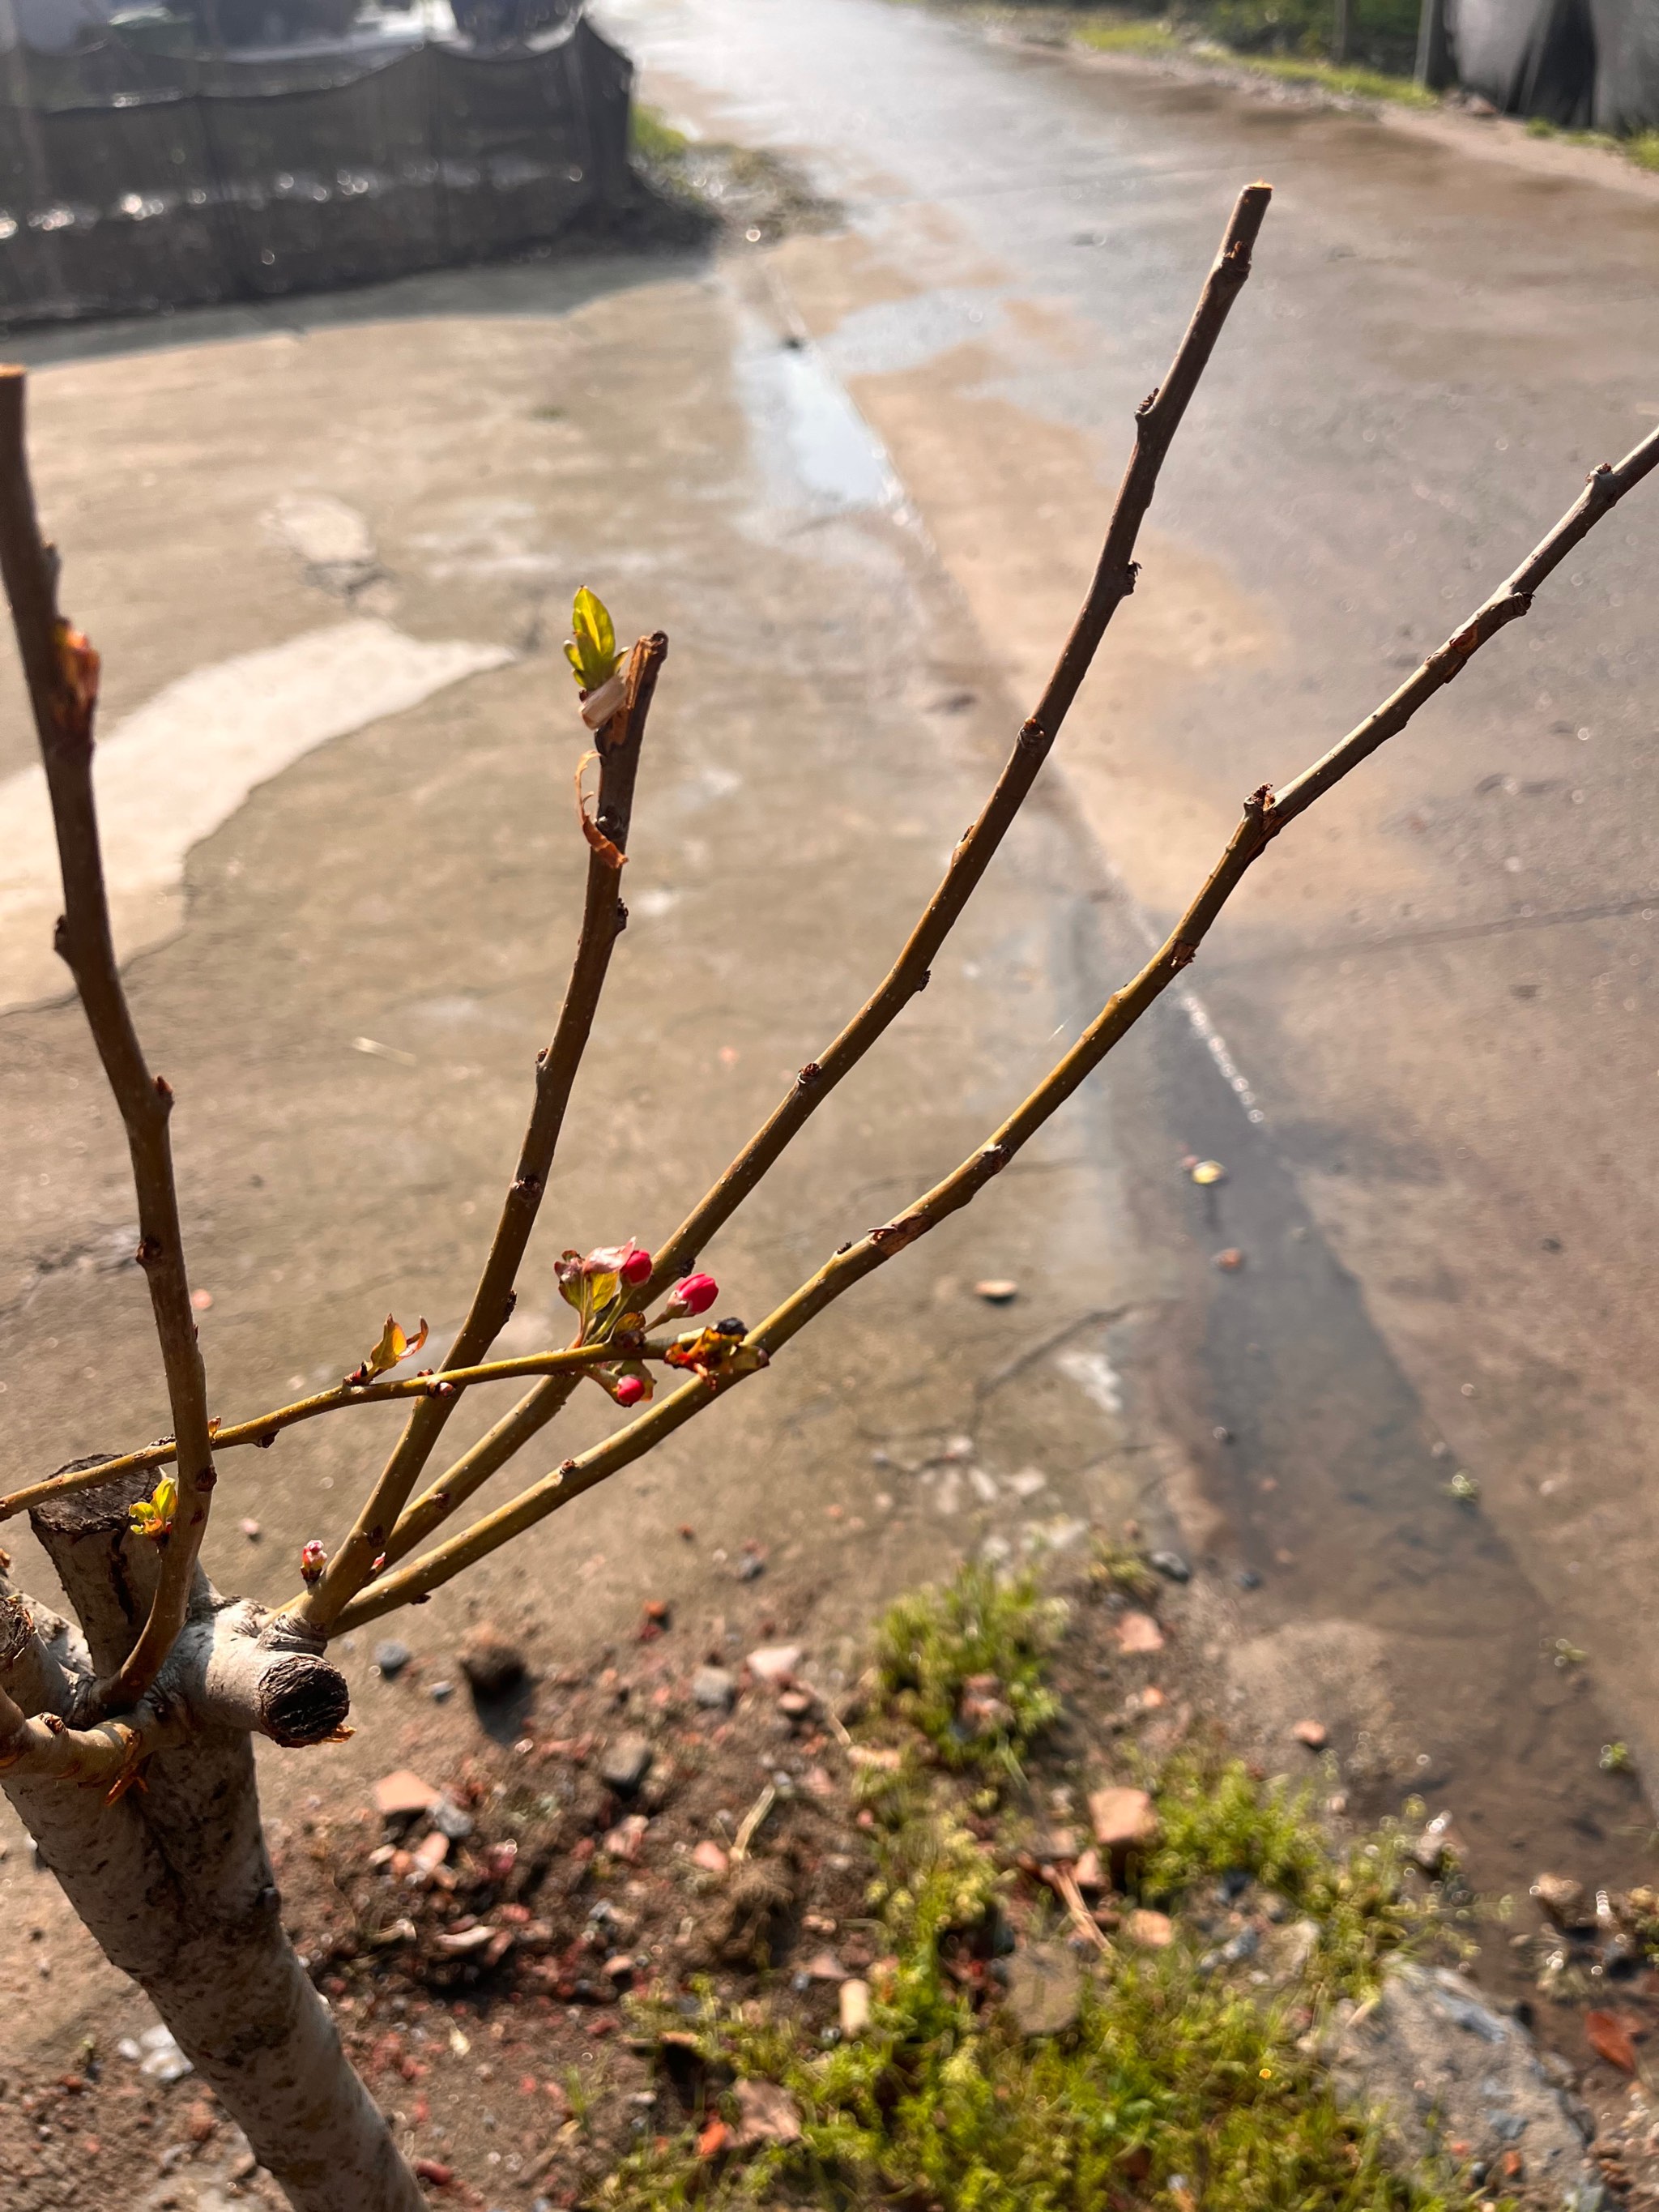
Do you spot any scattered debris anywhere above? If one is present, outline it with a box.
[732,2079,803,2146]
[1003,1943,1082,2035]
[1327,1963,1598,2198]
[1115,1610,1165,1655]
[1088,1785,1159,1851]
[1411,1810,1463,1876]
[838,1978,871,2037]
[1124,1908,1175,1949]
[137,2025,193,2085]
[599,1733,653,1794]
[1148,1549,1191,1582]
[372,1769,439,1819]
[692,1664,737,1710]
[1291,1719,1328,1750]
[373,1639,412,1680]
[1190,1159,1226,1185]
[1585,2009,1639,2073]
[1533,1872,1592,1928]
[746,1644,801,1685]
[973,1279,1019,1303]
[1213,1248,1244,1270]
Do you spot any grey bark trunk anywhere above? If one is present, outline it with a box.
[2,1475,424,2212]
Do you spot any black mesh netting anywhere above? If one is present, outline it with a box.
[1447,0,1659,127]
[0,12,632,326]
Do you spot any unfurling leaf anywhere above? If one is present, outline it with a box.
[564,586,620,693]
[663,1321,767,1385]
[128,1472,177,1542]
[574,751,626,871]
[348,1313,429,1386]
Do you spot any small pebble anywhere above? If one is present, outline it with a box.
[692,1665,737,1710]
[431,1796,475,1843]
[599,1732,654,1793]
[428,1679,454,1702]
[373,1640,412,1679]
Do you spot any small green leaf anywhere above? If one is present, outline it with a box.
[565,586,619,691]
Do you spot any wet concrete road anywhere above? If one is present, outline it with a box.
[599,1,1659,1868]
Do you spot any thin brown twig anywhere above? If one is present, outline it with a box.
[296,630,668,1632]
[374,181,1274,1568]
[327,421,1659,1633]
[0,365,216,1719]
[0,1338,657,1524]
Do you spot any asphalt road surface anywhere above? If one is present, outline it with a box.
[601,0,1659,1844]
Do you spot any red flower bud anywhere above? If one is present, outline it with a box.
[619,1243,652,1287]
[614,1373,646,1407]
[667,1271,718,1318]
[300,1539,327,1583]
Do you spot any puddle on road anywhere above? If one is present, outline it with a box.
[735,309,902,519]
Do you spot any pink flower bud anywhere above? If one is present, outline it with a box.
[668,1271,718,1318]
[614,1373,646,1407]
[619,1243,652,1287]
[300,1539,327,1582]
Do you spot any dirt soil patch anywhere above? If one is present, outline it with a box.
[3,1555,1658,2209]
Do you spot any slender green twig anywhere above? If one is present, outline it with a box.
[377,180,1276,1566]
[0,367,217,1721]
[0,1339,659,1525]
[330,422,1659,1633]
[297,631,667,1632]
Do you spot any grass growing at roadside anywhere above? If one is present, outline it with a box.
[1058,7,1659,164]
[1068,12,1433,102]
[1525,114,1659,172]
[1229,51,1437,104]
[605,1564,1456,2212]
[630,104,693,164]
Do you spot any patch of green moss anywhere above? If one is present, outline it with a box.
[603,1569,1461,2211]
[1140,1749,1419,1998]
[608,1791,1452,2210]
[1086,1534,1163,1603]
[630,104,693,164]
[870,1563,1066,1774]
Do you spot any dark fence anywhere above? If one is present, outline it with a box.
[0,14,633,327]
[1446,0,1659,128]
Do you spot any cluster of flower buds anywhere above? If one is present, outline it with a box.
[300,1539,327,1584]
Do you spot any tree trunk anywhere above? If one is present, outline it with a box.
[2,1476,424,2212]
